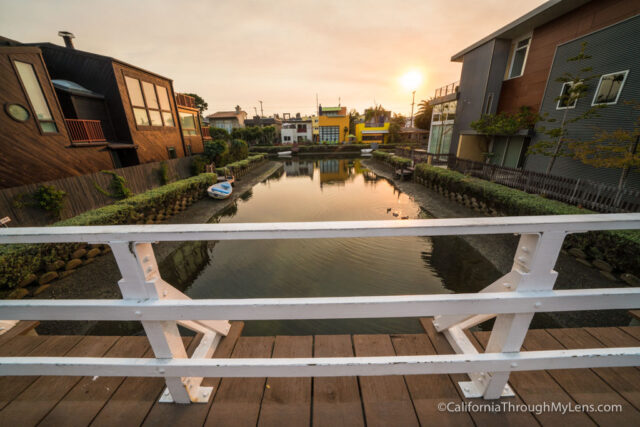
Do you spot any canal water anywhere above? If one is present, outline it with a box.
[159,156,503,336]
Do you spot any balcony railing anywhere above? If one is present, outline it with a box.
[434,81,459,98]
[201,126,211,140]
[0,214,639,403]
[176,93,196,109]
[364,122,387,128]
[65,119,106,143]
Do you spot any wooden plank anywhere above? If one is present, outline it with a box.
[0,321,39,344]
[0,335,82,410]
[473,330,595,426]
[391,334,474,427]
[0,335,45,357]
[620,326,640,342]
[550,328,640,412]
[312,335,364,427]
[524,329,640,425]
[420,318,538,426]
[205,336,274,427]
[353,334,418,427]
[258,336,312,427]
[0,335,117,426]
[91,337,193,427]
[38,336,150,427]
[141,322,244,426]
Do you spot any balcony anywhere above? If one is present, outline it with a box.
[176,93,197,109]
[201,126,212,140]
[434,81,459,98]
[64,119,106,143]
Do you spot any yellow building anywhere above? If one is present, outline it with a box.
[306,116,319,142]
[355,122,390,144]
[318,106,349,144]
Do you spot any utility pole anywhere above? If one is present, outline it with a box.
[410,90,416,128]
[258,100,264,117]
[253,107,258,117]
[316,93,319,115]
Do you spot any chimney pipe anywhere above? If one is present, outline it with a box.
[58,31,75,49]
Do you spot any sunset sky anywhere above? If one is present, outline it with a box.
[1,0,547,117]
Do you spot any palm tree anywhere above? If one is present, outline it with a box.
[414,99,433,130]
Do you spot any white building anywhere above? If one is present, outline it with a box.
[281,119,313,144]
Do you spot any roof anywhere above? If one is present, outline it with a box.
[400,127,429,134]
[24,42,174,81]
[52,79,104,99]
[207,111,246,119]
[320,106,347,116]
[451,0,591,62]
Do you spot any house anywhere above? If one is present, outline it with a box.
[444,0,640,188]
[355,108,390,144]
[244,115,282,142]
[310,115,319,142]
[281,115,313,144]
[427,82,458,155]
[206,106,247,133]
[176,93,206,154]
[318,105,349,144]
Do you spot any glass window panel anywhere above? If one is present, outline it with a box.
[509,49,526,78]
[557,82,577,109]
[148,109,162,126]
[40,122,58,133]
[162,111,175,127]
[133,107,149,126]
[14,61,53,120]
[167,147,177,159]
[594,72,626,105]
[142,81,158,109]
[156,85,171,111]
[125,76,145,107]
[179,112,196,129]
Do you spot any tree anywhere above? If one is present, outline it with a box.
[260,126,276,145]
[527,42,602,174]
[568,102,640,191]
[414,99,433,130]
[228,139,248,162]
[209,127,230,141]
[348,109,359,135]
[364,105,390,123]
[343,126,349,142]
[388,114,406,143]
[184,93,208,114]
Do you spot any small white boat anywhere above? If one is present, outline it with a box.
[277,151,292,157]
[361,148,373,154]
[207,181,233,199]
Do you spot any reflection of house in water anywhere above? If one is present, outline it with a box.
[158,240,213,293]
[318,159,351,186]
[283,160,314,178]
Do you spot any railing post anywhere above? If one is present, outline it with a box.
[109,241,194,404]
[480,231,566,399]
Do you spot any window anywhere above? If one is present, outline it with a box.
[484,93,494,115]
[125,75,175,127]
[556,82,579,109]
[297,124,307,133]
[179,111,197,136]
[167,146,177,159]
[592,71,628,105]
[507,36,531,79]
[319,126,340,142]
[14,60,57,133]
[284,136,291,141]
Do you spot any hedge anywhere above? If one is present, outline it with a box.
[214,153,266,175]
[372,150,412,168]
[0,173,216,290]
[414,163,640,276]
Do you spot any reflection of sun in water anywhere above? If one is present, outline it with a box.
[400,70,423,91]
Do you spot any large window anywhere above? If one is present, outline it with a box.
[179,111,197,136]
[592,71,628,105]
[556,82,578,109]
[14,60,57,133]
[319,126,339,142]
[124,75,175,127]
[507,36,531,79]
[297,124,307,133]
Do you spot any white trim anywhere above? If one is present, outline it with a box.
[556,81,578,110]
[591,70,629,106]
[505,33,532,80]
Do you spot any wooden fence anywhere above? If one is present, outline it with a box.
[0,157,194,227]
[449,157,640,213]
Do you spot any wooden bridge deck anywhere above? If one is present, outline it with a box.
[1,320,640,426]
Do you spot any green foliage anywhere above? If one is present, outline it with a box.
[372,150,411,168]
[191,155,209,175]
[183,93,208,113]
[12,185,67,220]
[0,173,216,290]
[231,126,276,145]
[388,114,407,144]
[215,154,266,175]
[470,106,539,136]
[209,127,230,141]
[414,100,432,130]
[94,171,132,199]
[413,163,640,275]
[158,161,170,185]
[228,139,249,162]
[204,139,229,165]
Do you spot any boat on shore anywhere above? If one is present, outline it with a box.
[277,150,292,157]
[361,148,373,154]
[207,181,233,199]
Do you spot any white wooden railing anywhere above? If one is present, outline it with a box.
[1,214,640,404]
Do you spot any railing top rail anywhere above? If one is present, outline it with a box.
[1,214,638,244]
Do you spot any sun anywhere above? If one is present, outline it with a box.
[400,70,422,91]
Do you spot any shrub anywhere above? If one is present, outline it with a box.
[372,150,411,168]
[413,163,640,276]
[13,185,67,220]
[228,139,249,162]
[204,139,229,165]
[158,161,170,185]
[0,173,216,290]
[209,127,230,141]
[191,155,209,175]
[94,171,132,199]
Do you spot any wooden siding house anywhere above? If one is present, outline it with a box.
[0,34,190,188]
[176,93,205,155]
